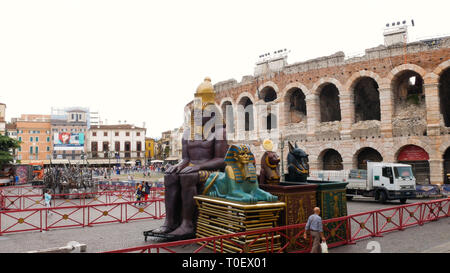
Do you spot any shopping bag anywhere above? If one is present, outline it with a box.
[320,242,328,253]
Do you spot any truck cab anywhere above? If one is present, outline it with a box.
[369,162,416,203]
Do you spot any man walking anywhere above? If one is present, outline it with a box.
[304,207,326,253]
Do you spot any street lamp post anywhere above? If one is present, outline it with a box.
[280,133,285,178]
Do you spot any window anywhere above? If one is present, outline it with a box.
[35,137,39,142]
[91,142,98,151]
[18,137,22,142]
[382,167,392,178]
[137,141,142,151]
[30,147,33,154]
[72,114,75,120]
[104,132,108,137]
[115,132,119,136]
[93,132,97,137]
[91,142,98,158]
[47,146,50,151]
[382,167,394,184]
[126,132,130,136]
[47,137,50,142]
[137,132,140,136]
[18,146,21,152]
[115,141,120,151]
[35,147,38,154]
[394,167,413,179]
[30,137,33,142]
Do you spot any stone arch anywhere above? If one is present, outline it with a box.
[318,148,343,170]
[237,95,254,132]
[316,82,342,122]
[259,85,277,102]
[438,66,450,127]
[281,82,311,100]
[236,92,256,107]
[395,144,431,185]
[390,68,425,109]
[353,147,383,170]
[388,65,428,137]
[433,59,450,77]
[220,99,235,134]
[351,76,381,122]
[311,77,344,95]
[387,63,427,83]
[283,86,308,124]
[345,70,383,92]
[258,81,280,97]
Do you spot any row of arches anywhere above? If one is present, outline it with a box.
[316,145,450,185]
[218,63,450,133]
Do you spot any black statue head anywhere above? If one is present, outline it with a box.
[286,142,309,182]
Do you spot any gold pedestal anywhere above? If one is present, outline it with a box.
[194,195,285,253]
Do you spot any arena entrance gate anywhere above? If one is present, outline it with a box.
[397,145,430,185]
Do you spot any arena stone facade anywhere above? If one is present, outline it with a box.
[186,36,450,185]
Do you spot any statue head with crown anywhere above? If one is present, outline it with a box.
[189,77,224,141]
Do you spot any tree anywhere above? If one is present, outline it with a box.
[0,135,21,168]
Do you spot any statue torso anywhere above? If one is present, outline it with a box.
[184,128,217,164]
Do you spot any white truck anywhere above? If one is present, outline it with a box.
[310,162,416,204]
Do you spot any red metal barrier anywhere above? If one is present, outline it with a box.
[87,203,123,226]
[45,206,85,231]
[0,208,43,235]
[400,202,422,228]
[347,211,377,243]
[375,206,402,236]
[124,199,163,223]
[2,195,22,210]
[0,185,44,196]
[105,198,450,253]
[0,198,165,236]
[1,187,165,211]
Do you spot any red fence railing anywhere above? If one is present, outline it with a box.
[0,198,165,236]
[104,197,450,253]
[0,188,165,211]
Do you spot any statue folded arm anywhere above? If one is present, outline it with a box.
[178,127,228,174]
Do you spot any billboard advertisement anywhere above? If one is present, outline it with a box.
[53,132,85,151]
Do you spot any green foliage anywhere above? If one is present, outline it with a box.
[0,135,21,167]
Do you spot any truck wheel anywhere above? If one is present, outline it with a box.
[400,198,407,204]
[378,191,387,204]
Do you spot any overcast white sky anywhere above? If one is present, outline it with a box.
[0,0,449,138]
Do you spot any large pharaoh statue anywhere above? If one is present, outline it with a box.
[151,77,228,240]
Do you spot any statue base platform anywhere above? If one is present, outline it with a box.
[304,180,349,246]
[194,195,285,253]
[260,182,317,252]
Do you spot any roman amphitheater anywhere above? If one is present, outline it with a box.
[203,31,450,186]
